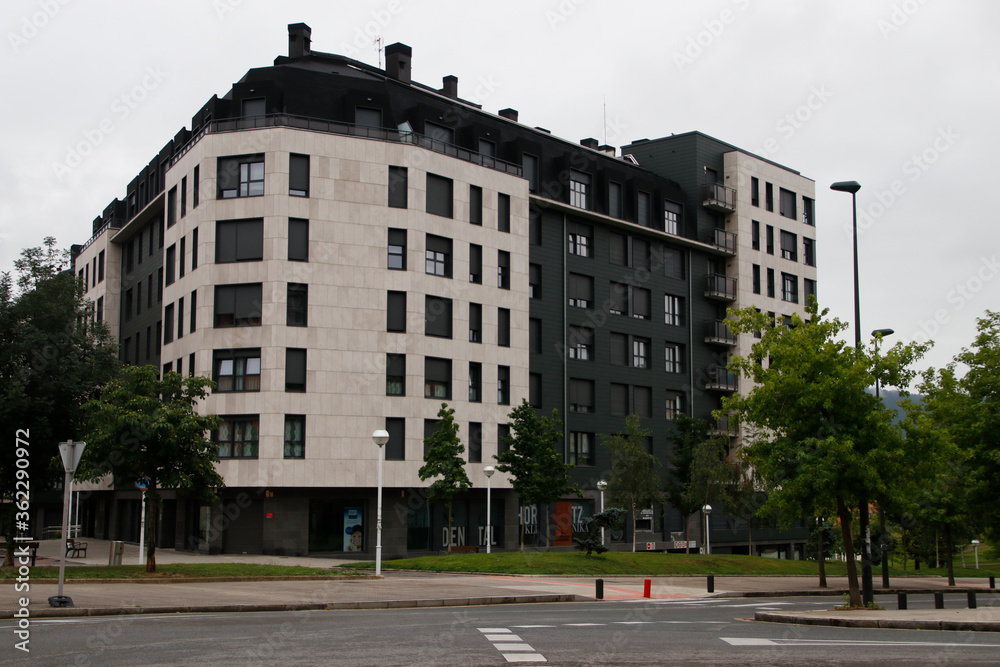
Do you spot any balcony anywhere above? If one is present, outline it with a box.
[705,320,736,346]
[702,182,737,213]
[709,414,739,437]
[712,228,737,255]
[705,274,737,301]
[704,366,737,392]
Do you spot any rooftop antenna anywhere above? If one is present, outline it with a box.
[603,95,607,145]
[375,37,384,69]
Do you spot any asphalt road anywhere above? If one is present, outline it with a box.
[3,596,1000,666]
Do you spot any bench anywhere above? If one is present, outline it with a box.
[2,542,39,566]
[65,538,88,558]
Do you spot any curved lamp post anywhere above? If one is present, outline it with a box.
[372,429,389,577]
[597,480,608,545]
[484,465,495,554]
[702,504,712,555]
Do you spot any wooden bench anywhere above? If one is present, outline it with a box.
[65,538,88,558]
[2,542,39,566]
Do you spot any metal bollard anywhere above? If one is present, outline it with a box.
[967,591,977,609]
[897,592,907,610]
[707,575,715,593]
[934,592,944,609]
[990,575,996,590]
[596,578,604,600]
[643,579,651,598]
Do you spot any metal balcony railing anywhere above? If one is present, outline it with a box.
[702,182,737,212]
[712,228,737,255]
[705,274,737,300]
[706,320,736,345]
[704,366,738,392]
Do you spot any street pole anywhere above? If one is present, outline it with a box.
[484,465,495,554]
[702,504,712,555]
[597,480,607,546]
[50,440,86,608]
[372,429,388,577]
[872,328,894,589]
[139,490,146,566]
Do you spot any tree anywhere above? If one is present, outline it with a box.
[419,403,471,554]
[602,414,662,552]
[1,238,119,566]
[574,508,627,556]
[722,302,927,606]
[495,400,580,550]
[80,366,223,572]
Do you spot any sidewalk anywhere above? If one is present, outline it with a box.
[3,539,998,632]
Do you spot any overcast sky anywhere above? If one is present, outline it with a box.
[2,0,997,376]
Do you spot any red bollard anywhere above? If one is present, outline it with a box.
[643,579,651,598]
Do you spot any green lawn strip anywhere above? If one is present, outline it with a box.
[0,563,365,580]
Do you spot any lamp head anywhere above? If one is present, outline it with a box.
[371,429,389,447]
[484,465,495,478]
[871,328,895,337]
[702,504,712,514]
[830,180,861,194]
[596,480,608,491]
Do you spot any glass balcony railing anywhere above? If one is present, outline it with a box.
[706,320,736,345]
[702,182,737,212]
[705,274,737,300]
[712,228,737,254]
[704,366,738,392]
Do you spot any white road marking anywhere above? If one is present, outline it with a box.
[488,634,523,641]
[496,643,538,651]
[565,623,605,626]
[503,655,546,663]
[513,625,555,628]
[614,621,653,625]
[480,626,546,663]
[721,637,1000,648]
[479,627,511,633]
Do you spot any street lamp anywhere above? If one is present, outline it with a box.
[372,429,389,577]
[702,504,712,555]
[49,440,86,608]
[972,540,981,570]
[597,480,608,546]
[484,465,495,554]
[831,179,874,606]
[872,328,895,589]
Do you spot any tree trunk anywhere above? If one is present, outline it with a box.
[837,495,862,607]
[631,502,637,553]
[145,486,160,573]
[684,514,690,554]
[748,519,753,558]
[818,522,827,588]
[446,503,453,554]
[944,523,955,587]
[519,506,525,552]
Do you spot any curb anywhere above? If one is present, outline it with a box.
[2,575,378,585]
[755,611,1000,633]
[4,594,586,620]
[712,587,995,598]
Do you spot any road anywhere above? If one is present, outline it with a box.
[3,595,999,666]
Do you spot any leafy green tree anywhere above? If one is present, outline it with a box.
[602,414,662,552]
[574,507,627,556]
[1,238,119,566]
[495,400,580,550]
[420,403,471,554]
[722,302,927,606]
[81,366,223,572]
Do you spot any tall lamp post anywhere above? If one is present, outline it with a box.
[372,429,389,577]
[484,465,495,554]
[702,504,712,555]
[872,328,895,589]
[596,480,607,546]
[972,540,981,569]
[831,179,874,606]
[49,440,86,608]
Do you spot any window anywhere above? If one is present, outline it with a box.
[529,373,542,408]
[468,422,483,463]
[610,383,628,416]
[469,303,482,343]
[609,182,623,218]
[386,354,406,396]
[751,177,759,207]
[98,250,105,282]
[96,296,104,322]
[569,378,595,413]
[163,303,174,343]
[469,244,482,283]
[387,291,406,332]
[803,197,815,226]
[388,228,406,270]
[425,234,452,277]
[125,241,133,273]
[356,106,383,128]
[497,365,510,405]
[631,238,650,270]
[385,417,405,461]
[157,268,163,302]
[609,233,627,266]
[388,166,408,208]
[177,296,184,339]
[751,221,760,250]
[288,154,309,197]
[124,289,133,322]
[213,349,261,392]
[779,188,797,219]
[568,326,594,360]
[424,419,438,457]
[529,214,541,245]
[469,185,483,225]
[529,263,541,298]
[192,227,199,269]
[529,318,541,354]
[214,283,263,327]
[165,244,176,285]
[425,295,453,338]
[665,343,683,373]
[468,362,482,402]
[665,392,684,420]
[752,264,761,294]
[287,283,308,327]
[804,238,816,267]
[568,432,594,466]
[218,155,264,198]
[609,282,628,316]
[664,294,683,326]
[242,98,265,117]
[497,250,510,289]
[215,416,259,458]
[498,193,510,233]
[780,230,798,261]
[633,386,652,418]
[425,121,454,144]
[765,225,774,255]
[568,273,593,308]
[426,173,454,218]
[216,218,264,263]
[478,138,495,157]
[782,273,799,303]
[765,182,774,212]
[282,347,305,393]
[664,201,681,235]
[637,191,651,226]
[522,154,539,193]
[767,268,775,298]
[147,274,153,308]
[193,165,199,207]
[633,337,650,369]
[663,247,684,279]
[498,308,510,347]
[288,219,309,261]
[155,321,161,355]
[181,177,187,217]
[424,357,452,399]
[188,353,195,377]
[804,278,817,302]
[569,170,590,209]
[179,237,186,278]
[190,290,197,333]
[283,415,305,458]
[497,423,511,455]
[610,332,628,366]
[632,287,651,320]
[567,221,592,257]
[167,186,177,228]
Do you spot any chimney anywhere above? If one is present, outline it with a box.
[442,75,458,99]
[385,43,412,84]
[498,108,518,122]
[580,138,599,150]
[288,23,311,58]
[598,144,616,156]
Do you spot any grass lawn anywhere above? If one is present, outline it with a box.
[0,563,366,580]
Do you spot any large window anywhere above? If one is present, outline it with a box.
[529,263,541,298]
[425,234,452,277]
[803,197,815,226]
[283,415,305,458]
[752,220,760,250]
[163,303,174,343]
[388,228,406,270]
[468,362,482,403]
[529,318,541,354]
[633,337,650,369]
[469,244,482,283]
[804,238,816,266]
[498,193,510,233]
[568,432,594,466]
[804,278,817,302]
[214,283,262,327]
[498,250,510,289]
[424,357,452,399]
[386,353,405,396]
[468,422,483,463]
[780,230,798,261]
[385,417,405,461]
[567,221,592,257]
[779,188,797,219]
[765,182,774,212]
[289,154,309,197]
[751,177,760,207]
[469,185,483,225]
[356,106,383,128]
[665,343,683,374]
[609,282,628,317]
[665,392,684,420]
[665,294,683,326]
[633,386,652,418]
[426,173,454,218]
[569,378,595,413]
[425,295,453,338]
[289,219,309,261]
[782,273,799,303]
[568,273,593,308]
[165,244,176,285]
[167,186,177,228]
[497,365,510,405]
[767,268,775,298]
[498,308,510,347]
[529,373,542,408]
[388,166,408,208]
[663,247,684,280]
[218,155,264,198]
[569,171,590,209]
[766,225,774,255]
[664,201,681,235]
[287,283,308,327]
[215,350,262,393]
[610,383,628,416]
[469,303,482,343]
[610,233,627,266]
[387,291,407,332]
[609,182,623,218]
[215,416,259,458]
[753,264,761,294]
[216,219,264,263]
[286,348,306,392]
[568,326,593,360]
[522,153,540,193]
